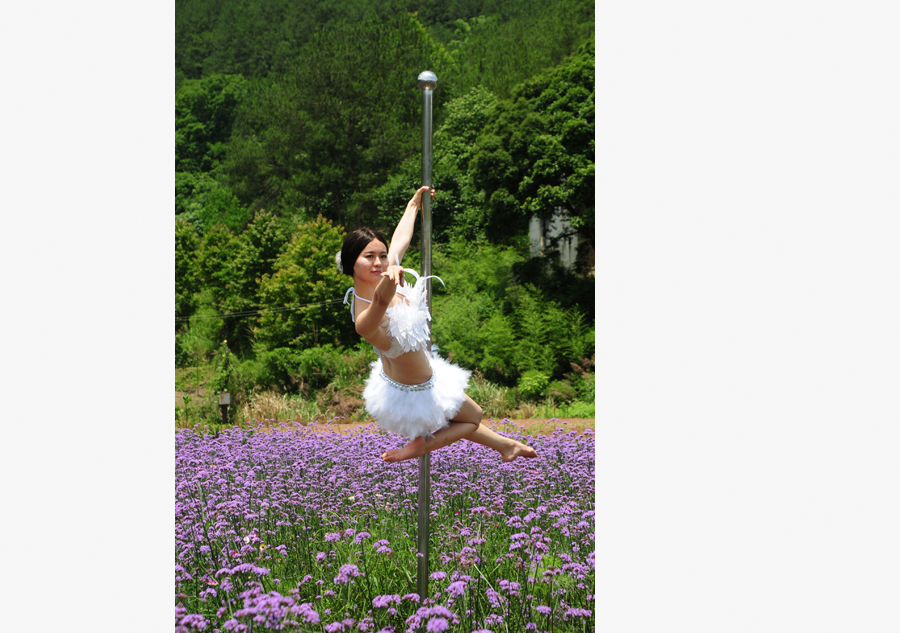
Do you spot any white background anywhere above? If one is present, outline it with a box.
[1,1,898,630]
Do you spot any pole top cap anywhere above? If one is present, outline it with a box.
[417,71,438,90]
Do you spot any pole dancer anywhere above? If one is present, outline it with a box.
[336,189,538,464]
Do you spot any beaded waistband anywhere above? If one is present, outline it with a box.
[379,369,435,392]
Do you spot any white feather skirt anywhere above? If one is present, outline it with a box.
[363,355,472,438]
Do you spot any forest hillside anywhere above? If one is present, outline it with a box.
[175,0,595,427]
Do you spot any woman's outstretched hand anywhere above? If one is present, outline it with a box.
[410,186,435,210]
[382,264,405,287]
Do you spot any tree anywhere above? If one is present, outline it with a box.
[373,85,500,242]
[222,14,451,227]
[175,73,250,174]
[255,217,353,351]
[436,0,594,98]
[176,73,253,233]
[466,39,594,251]
[175,218,202,329]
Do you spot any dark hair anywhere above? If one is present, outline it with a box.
[340,227,389,277]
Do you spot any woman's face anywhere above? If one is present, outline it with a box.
[353,239,388,282]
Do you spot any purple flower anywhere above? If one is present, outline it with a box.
[429,571,447,581]
[426,617,449,632]
[447,581,467,598]
[289,603,320,624]
[334,563,361,585]
[484,613,504,626]
[174,421,594,631]
[372,594,401,608]
[563,607,592,620]
[535,605,552,615]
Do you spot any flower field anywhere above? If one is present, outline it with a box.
[175,420,595,632]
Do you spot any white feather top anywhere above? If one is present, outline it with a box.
[344,268,444,359]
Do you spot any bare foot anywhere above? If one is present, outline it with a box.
[500,440,538,463]
[382,437,430,462]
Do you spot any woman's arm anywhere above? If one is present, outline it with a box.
[387,186,433,266]
[354,274,397,341]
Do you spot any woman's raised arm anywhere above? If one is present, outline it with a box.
[387,186,433,266]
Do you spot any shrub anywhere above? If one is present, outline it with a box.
[548,379,576,403]
[575,371,594,402]
[209,340,235,395]
[517,370,550,400]
[566,400,595,418]
[255,216,352,350]
[466,373,516,419]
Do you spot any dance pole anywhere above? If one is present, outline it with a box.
[416,69,437,601]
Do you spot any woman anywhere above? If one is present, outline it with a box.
[338,186,537,463]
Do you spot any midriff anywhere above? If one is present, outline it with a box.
[380,347,433,385]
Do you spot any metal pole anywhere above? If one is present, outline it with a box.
[416,69,437,602]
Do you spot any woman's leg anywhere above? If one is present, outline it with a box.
[381,421,477,462]
[382,396,537,462]
[451,395,537,461]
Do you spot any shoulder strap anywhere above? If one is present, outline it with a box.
[343,287,373,323]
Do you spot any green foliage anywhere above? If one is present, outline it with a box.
[176,295,225,366]
[510,283,593,377]
[430,240,523,383]
[510,254,595,317]
[197,186,252,232]
[176,73,250,174]
[222,14,450,225]
[466,373,517,418]
[175,0,597,418]
[253,343,376,395]
[429,241,592,384]
[517,369,550,400]
[467,40,594,247]
[210,339,235,395]
[222,210,291,352]
[176,73,253,238]
[547,379,576,403]
[510,286,556,374]
[175,218,202,326]
[566,399,594,418]
[176,0,410,82]
[436,0,594,99]
[574,371,594,402]
[255,216,352,350]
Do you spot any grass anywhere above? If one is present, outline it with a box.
[176,362,595,431]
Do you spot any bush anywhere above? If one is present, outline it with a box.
[566,400,595,418]
[547,379,576,403]
[574,371,594,402]
[517,370,550,400]
[466,373,516,419]
[252,343,376,395]
[255,216,353,350]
